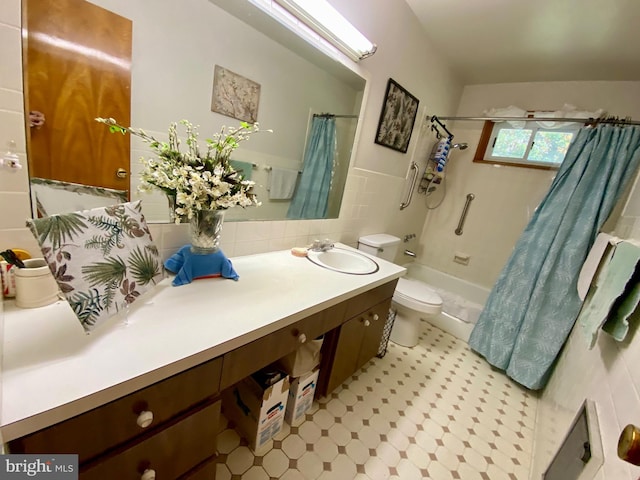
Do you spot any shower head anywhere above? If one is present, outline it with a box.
[452,143,468,150]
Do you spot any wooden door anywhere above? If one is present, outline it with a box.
[23,0,132,192]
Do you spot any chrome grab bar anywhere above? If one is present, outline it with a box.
[400,162,419,210]
[455,193,475,236]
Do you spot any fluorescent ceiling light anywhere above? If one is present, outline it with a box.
[273,0,376,61]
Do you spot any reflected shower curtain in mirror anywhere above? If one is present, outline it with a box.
[287,117,336,219]
[469,124,640,390]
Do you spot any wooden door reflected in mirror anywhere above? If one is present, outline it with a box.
[23,0,132,215]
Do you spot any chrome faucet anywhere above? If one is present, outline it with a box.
[404,249,416,257]
[403,233,416,243]
[310,239,334,252]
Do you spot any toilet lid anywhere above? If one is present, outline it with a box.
[396,278,442,306]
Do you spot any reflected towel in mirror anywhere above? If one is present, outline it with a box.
[268,167,299,200]
[229,160,254,181]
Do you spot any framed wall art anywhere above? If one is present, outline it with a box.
[211,65,261,123]
[374,78,420,153]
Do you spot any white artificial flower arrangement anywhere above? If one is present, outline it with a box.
[96,118,267,222]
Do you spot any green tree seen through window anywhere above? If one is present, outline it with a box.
[528,131,573,164]
[493,129,532,158]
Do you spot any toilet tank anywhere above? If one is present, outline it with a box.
[357,234,401,262]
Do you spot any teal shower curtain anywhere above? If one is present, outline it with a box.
[287,116,336,219]
[469,125,640,390]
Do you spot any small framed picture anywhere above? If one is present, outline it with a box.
[211,65,261,123]
[374,78,420,153]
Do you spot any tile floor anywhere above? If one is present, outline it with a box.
[215,320,538,479]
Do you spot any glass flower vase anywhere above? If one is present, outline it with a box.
[190,209,225,254]
[167,192,177,224]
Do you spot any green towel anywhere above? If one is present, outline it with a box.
[602,247,640,341]
[230,160,253,181]
[579,241,640,348]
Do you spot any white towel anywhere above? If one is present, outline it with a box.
[268,167,298,200]
[577,233,620,300]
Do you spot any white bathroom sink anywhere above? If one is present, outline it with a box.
[307,248,379,275]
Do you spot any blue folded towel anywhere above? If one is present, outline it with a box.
[164,245,239,286]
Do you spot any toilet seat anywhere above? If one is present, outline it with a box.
[393,277,443,315]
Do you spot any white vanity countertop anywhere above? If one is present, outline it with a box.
[0,243,405,441]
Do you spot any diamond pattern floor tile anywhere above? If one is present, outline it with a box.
[216,321,537,479]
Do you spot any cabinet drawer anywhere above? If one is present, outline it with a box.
[343,280,397,319]
[179,455,217,480]
[80,399,220,480]
[10,357,222,464]
[220,308,334,390]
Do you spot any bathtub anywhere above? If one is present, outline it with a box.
[401,263,490,342]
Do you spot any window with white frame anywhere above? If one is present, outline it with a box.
[474,119,582,170]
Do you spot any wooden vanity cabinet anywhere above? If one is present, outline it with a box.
[80,399,220,480]
[6,278,399,479]
[317,280,397,397]
[219,303,346,390]
[8,357,223,478]
[179,455,218,480]
[356,298,394,369]
[220,280,396,395]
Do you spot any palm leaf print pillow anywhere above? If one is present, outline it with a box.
[27,201,163,332]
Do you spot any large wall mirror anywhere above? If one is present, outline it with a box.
[22,0,366,223]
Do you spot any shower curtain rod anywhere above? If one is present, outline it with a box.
[313,113,359,118]
[432,115,640,126]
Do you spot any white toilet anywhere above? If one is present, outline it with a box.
[357,234,443,347]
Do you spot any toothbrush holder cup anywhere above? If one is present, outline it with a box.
[14,258,60,308]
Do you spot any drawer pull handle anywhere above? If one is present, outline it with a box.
[141,469,156,480]
[298,333,307,344]
[370,313,379,321]
[136,410,154,428]
[363,319,371,327]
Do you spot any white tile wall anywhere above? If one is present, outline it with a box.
[0,27,22,91]
[0,7,31,238]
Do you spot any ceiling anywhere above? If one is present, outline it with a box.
[404,0,640,85]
